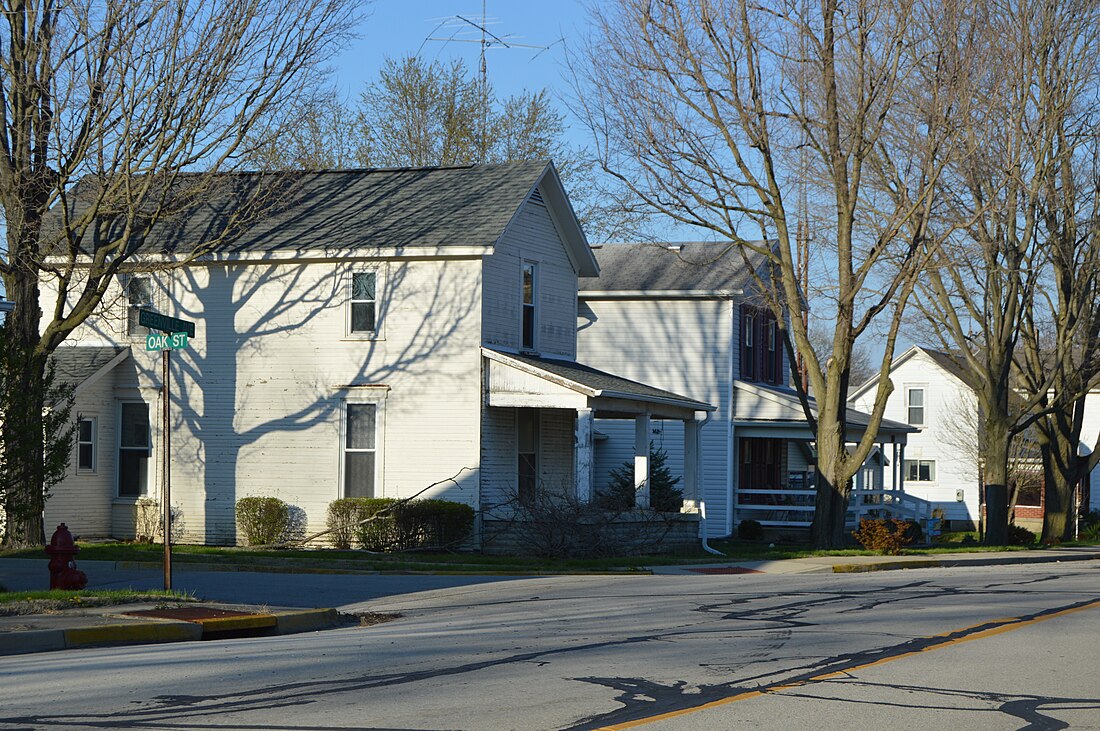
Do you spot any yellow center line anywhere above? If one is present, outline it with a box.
[597,597,1100,730]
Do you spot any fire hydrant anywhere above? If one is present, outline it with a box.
[45,523,88,590]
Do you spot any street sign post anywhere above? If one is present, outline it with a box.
[137,309,197,591]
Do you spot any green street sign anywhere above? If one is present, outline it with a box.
[146,332,189,351]
[139,309,196,337]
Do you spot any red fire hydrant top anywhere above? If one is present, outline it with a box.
[45,523,87,590]
[46,523,78,554]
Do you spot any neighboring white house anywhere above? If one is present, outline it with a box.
[849,346,981,531]
[850,345,1100,532]
[577,242,919,539]
[41,162,712,548]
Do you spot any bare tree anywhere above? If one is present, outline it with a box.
[912,0,1100,544]
[0,0,359,545]
[1015,0,1100,542]
[573,0,959,547]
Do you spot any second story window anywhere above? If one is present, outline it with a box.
[742,311,756,380]
[522,262,537,351]
[907,387,926,426]
[126,277,152,336]
[350,272,377,334]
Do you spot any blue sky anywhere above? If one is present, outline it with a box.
[331,1,589,124]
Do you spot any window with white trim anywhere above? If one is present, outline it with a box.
[126,277,153,336]
[905,459,936,482]
[349,271,377,335]
[118,402,151,496]
[77,417,97,472]
[343,403,378,498]
[907,387,926,426]
[521,262,537,351]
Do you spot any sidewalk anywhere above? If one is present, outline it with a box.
[648,545,1100,575]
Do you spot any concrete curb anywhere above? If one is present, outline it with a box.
[832,551,1100,574]
[0,607,348,656]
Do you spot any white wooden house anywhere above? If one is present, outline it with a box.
[41,162,711,548]
[850,345,1100,531]
[577,243,920,539]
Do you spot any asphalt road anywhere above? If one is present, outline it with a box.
[2,562,1099,730]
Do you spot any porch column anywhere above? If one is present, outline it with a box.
[575,408,594,502]
[635,411,651,508]
[898,444,906,492]
[682,418,700,512]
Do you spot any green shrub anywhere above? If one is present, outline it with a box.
[1006,523,1036,546]
[596,443,683,512]
[326,498,374,550]
[851,518,914,555]
[738,519,764,541]
[352,498,474,551]
[235,497,291,546]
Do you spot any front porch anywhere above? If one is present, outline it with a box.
[732,381,931,535]
[480,349,715,553]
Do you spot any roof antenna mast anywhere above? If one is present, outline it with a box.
[420,3,557,163]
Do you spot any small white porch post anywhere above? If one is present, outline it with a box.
[635,411,651,508]
[682,418,700,511]
[575,408,594,502]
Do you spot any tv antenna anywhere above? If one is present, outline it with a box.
[418,2,562,161]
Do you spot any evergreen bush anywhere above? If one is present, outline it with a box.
[596,443,683,512]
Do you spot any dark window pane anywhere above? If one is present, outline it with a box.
[346,404,376,450]
[518,453,537,501]
[352,272,375,300]
[518,410,537,452]
[351,302,376,332]
[344,452,375,497]
[78,444,94,470]
[120,403,149,448]
[522,306,535,349]
[118,449,149,496]
[79,420,93,442]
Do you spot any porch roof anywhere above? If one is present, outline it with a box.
[731,380,916,442]
[51,345,130,397]
[483,348,714,420]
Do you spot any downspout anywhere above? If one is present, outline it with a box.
[694,410,723,555]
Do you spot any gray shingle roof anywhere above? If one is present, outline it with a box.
[580,241,769,293]
[51,346,127,388]
[502,351,713,411]
[59,161,551,256]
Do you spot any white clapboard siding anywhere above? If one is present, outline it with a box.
[578,297,732,535]
[851,349,980,525]
[46,256,486,544]
[483,194,578,358]
[43,376,116,538]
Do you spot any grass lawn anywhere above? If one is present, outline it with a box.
[0,588,194,616]
[0,536,1077,573]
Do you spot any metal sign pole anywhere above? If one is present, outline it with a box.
[163,348,172,590]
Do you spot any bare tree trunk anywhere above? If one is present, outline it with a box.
[982,416,1010,546]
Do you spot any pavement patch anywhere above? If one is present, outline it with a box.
[687,567,764,575]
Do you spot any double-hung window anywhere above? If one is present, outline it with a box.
[77,417,97,472]
[907,387,926,426]
[126,277,153,336]
[349,272,377,335]
[905,459,936,482]
[521,262,537,351]
[742,311,756,380]
[344,403,378,498]
[118,402,151,496]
